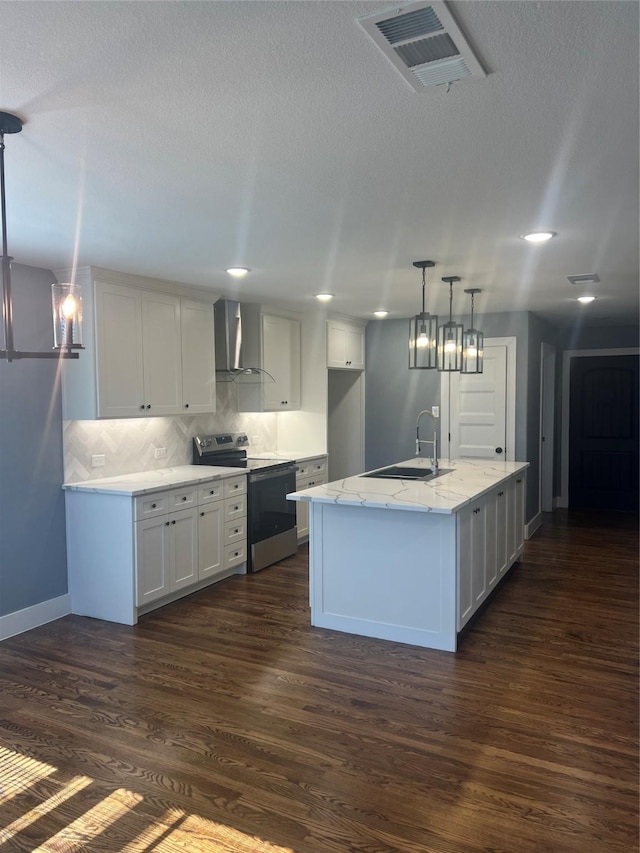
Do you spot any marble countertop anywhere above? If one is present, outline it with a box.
[287,458,529,515]
[63,465,245,497]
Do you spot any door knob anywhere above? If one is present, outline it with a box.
[495,447,503,454]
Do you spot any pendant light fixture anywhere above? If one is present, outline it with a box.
[408,260,438,370]
[0,111,82,362]
[437,276,463,372]
[461,288,484,374]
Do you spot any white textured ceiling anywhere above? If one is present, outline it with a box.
[0,1,638,327]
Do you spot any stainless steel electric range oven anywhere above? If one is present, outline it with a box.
[193,433,297,573]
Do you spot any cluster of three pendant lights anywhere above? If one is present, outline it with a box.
[409,260,483,374]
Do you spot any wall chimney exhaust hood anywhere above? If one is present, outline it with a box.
[214,299,274,383]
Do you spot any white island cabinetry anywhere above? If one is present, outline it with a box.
[64,467,247,625]
[289,460,528,652]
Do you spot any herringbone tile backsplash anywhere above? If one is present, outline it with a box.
[63,384,277,482]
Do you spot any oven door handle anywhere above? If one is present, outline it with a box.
[249,465,296,483]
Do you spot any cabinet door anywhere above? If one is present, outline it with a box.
[327,322,348,368]
[198,502,224,580]
[181,298,216,414]
[262,314,301,411]
[95,282,145,418]
[485,489,498,590]
[506,476,517,564]
[514,474,525,555]
[136,516,171,605]
[171,506,198,590]
[496,486,508,576]
[457,506,473,630]
[141,291,182,416]
[346,327,365,370]
[471,502,487,606]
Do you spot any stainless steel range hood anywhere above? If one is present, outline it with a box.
[214,299,274,383]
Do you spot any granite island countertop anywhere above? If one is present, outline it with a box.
[288,457,529,515]
[63,465,245,497]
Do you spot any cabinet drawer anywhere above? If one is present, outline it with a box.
[224,494,247,521]
[135,492,169,520]
[296,456,327,481]
[296,474,327,491]
[198,480,224,504]
[223,475,247,499]
[224,518,246,545]
[225,542,246,569]
[169,488,197,510]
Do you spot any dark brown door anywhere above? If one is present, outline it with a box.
[569,355,639,512]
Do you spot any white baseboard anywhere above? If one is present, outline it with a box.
[0,594,71,641]
[525,512,543,539]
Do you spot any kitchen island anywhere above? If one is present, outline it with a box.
[288,458,529,652]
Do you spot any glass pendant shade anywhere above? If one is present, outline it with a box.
[52,282,83,349]
[409,312,438,369]
[437,276,463,372]
[437,320,463,371]
[460,288,483,374]
[461,327,484,373]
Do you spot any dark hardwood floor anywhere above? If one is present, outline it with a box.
[0,510,637,852]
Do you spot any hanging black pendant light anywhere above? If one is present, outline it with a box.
[437,276,463,372]
[0,111,82,362]
[408,260,438,369]
[461,288,484,374]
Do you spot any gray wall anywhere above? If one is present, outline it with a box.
[365,318,441,470]
[556,324,639,351]
[0,264,68,616]
[365,311,556,525]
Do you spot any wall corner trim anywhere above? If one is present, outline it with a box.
[0,594,71,641]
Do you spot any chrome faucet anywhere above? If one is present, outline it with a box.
[416,409,439,473]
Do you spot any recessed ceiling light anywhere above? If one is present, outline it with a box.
[226,267,250,278]
[374,310,389,318]
[315,293,333,302]
[577,295,596,304]
[521,231,556,243]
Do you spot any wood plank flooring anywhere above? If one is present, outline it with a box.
[0,510,637,852]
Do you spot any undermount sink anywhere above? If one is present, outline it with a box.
[361,465,451,482]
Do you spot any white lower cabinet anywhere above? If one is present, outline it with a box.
[457,472,526,632]
[66,473,247,625]
[198,502,224,581]
[457,496,487,631]
[295,455,328,542]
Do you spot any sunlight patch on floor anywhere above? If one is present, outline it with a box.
[0,747,294,852]
[0,745,56,801]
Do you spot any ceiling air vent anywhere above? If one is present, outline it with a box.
[567,274,600,285]
[358,1,486,92]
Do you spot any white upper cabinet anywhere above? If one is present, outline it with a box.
[327,318,366,370]
[140,290,183,416]
[180,298,216,414]
[59,267,217,420]
[95,282,146,418]
[237,306,301,412]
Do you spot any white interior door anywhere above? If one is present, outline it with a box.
[441,338,516,462]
